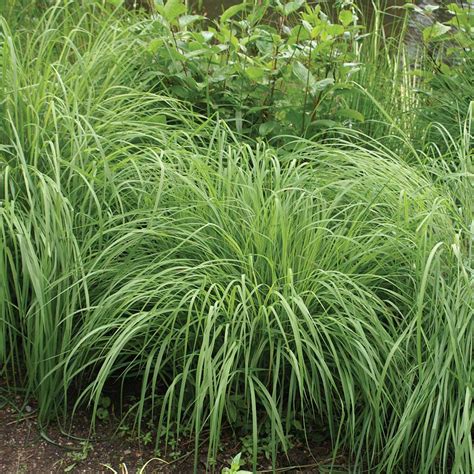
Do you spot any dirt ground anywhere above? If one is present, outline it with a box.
[0,399,167,473]
[0,392,339,473]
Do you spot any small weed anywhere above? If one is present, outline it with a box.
[222,452,252,474]
[96,396,112,422]
[64,441,93,471]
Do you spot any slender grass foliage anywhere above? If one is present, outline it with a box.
[0,2,472,473]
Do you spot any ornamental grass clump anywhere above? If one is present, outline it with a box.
[0,2,472,473]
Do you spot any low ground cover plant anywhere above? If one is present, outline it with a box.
[0,1,472,472]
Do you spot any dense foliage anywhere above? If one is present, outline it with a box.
[0,1,472,472]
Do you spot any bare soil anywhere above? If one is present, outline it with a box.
[0,390,340,473]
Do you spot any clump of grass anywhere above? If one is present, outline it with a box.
[0,2,472,473]
[57,131,471,472]
[0,0,205,398]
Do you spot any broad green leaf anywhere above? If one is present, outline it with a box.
[423,22,451,42]
[221,2,247,23]
[326,24,345,36]
[293,61,315,87]
[100,396,111,408]
[339,10,353,27]
[283,0,305,16]
[439,63,452,75]
[166,47,187,62]
[245,66,265,81]
[302,19,313,33]
[259,121,278,136]
[423,5,439,13]
[148,38,163,54]
[311,119,339,129]
[337,108,365,122]
[312,77,334,93]
[163,0,186,22]
[447,2,463,13]
[149,114,167,124]
[293,62,334,96]
[179,15,204,28]
[289,25,311,44]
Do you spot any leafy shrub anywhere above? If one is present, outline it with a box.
[415,1,474,148]
[145,0,366,138]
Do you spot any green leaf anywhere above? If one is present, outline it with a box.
[289,25,311,44]
[283,0,305,16]
[150,114,167,124]
[221,2,247,23]
[336,108,365,122]
[446,3,463,13]
[163,0,186,23]
[245,66,265,81]
[423,22,451,42]
[327,24,345,36]
[167,47,187,62]
[96,407,109,420]
[339,9,353,27]
[312,77,334,92]
[148,38,163,54]
[293,61,315,87]
[230,452,242,471]
[293,419,303,430]
[100,396,111,408]
[179,15,204,28]
[201,31,214,42]
[259,121,278,136]
[227,400,237,423]
[423,4,439,13]
[293,62,334,96]
[311,119,339,129]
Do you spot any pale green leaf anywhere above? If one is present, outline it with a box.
[245,66,265,81]
[339,9,353,27]
[178,15,204,28]
[283,0,305,16]
[148,38,163,54]
[423,22,451,42]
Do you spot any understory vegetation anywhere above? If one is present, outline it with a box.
[0,1,472,472]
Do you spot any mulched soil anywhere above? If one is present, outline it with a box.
[0,389,341,473]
